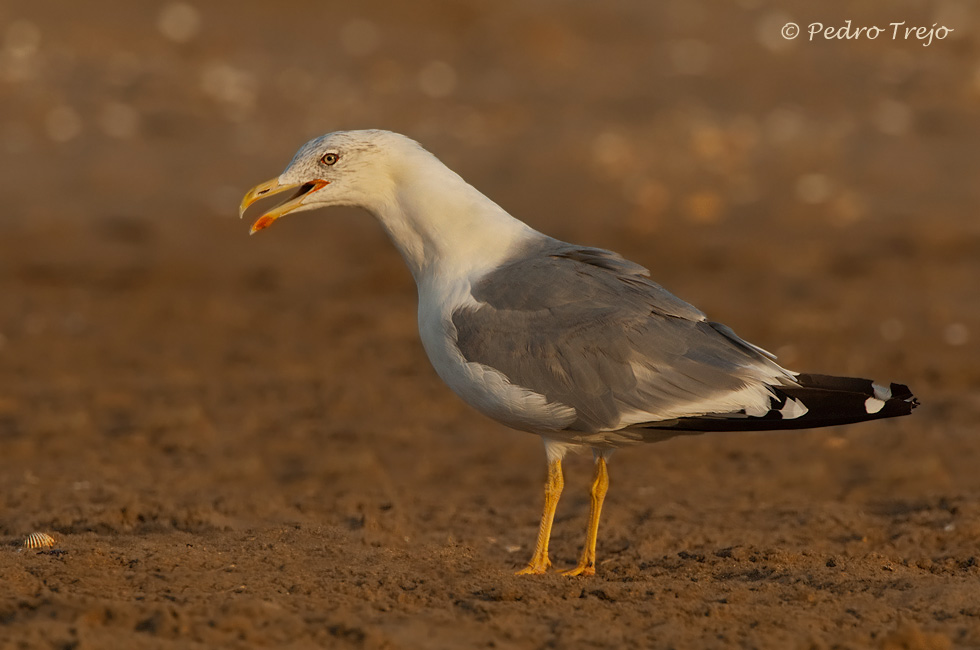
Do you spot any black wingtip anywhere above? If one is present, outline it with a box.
[640,373,918,434]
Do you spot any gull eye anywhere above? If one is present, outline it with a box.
[320,152,340,166]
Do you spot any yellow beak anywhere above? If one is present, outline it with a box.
[239,178,330,234]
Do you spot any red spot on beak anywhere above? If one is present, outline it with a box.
[250,214,278,234]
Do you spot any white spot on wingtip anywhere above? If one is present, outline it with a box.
[779,397,809,419]
[872,383,892,401]
[865,397,886,414]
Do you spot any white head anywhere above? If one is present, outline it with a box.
[241,129,539,284]
[240,129,427,233]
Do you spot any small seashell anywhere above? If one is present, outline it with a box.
[23,532,56,549]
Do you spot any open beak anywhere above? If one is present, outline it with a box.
[239,178,330,234]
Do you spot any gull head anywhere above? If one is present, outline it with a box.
[240,129,418,234]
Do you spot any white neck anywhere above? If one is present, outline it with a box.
[368,151,540,286]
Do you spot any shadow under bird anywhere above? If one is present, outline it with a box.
[240,130,918,576]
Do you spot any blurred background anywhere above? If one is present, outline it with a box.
[1,1,979,646]
[1,0,976,412]
[2,0,978,229]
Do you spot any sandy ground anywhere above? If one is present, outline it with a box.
[1,1,979,648]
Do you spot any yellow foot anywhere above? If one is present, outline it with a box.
[516,560,551,575]
[560,563,595,577]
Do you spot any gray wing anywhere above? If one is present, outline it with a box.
[451,243,794,433]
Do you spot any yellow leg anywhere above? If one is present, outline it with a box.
[516,459,564,575]
[562,456,609,577]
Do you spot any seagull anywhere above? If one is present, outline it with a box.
[240,129,918,576]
